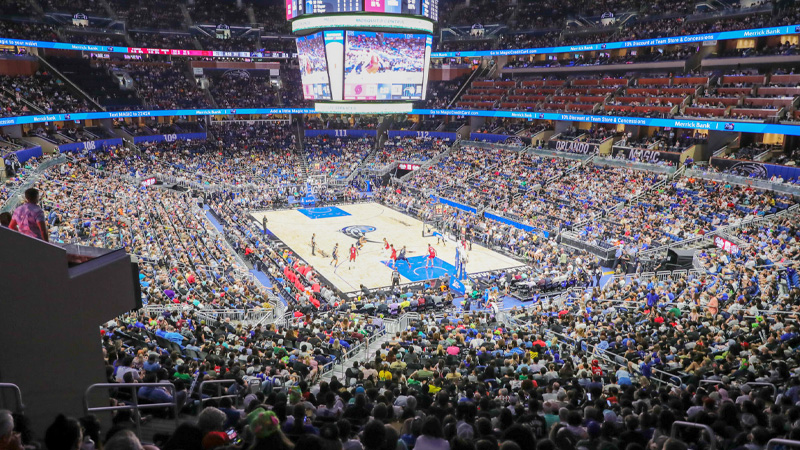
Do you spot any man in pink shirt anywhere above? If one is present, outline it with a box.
[9,188,48,241]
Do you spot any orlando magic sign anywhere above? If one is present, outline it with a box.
[341,225,377,240]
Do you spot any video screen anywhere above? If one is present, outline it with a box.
[305,0,360,14]
[364,0,420,14]
[286,0,302,20]
[343,31,426,100]
[296,32,331,100]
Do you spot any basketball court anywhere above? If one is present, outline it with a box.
[251,203,524,294]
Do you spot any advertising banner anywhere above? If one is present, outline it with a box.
[304,129,377,137]
[709,157,800,181]
[388,130,456,139]
[547,139,600,155]
[469,133,531,145]
[611,146,681,164]
[58,138,123,153]
[132,132,207,144]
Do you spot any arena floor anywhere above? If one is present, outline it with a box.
[251,203,524,294]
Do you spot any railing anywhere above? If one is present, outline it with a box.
[0,383,24,413]
[698,380,779,401]
[198,379,240,409]
[604,269,703,288]
[447,64,488,109]
[140,305,274,326]
[593,157,678,175]
[195,308,275,326]
[671,422,716,450]
[1,155,68,213]
[544,329,679,387]
[685,168,800,196]
[767,440,800,450]
[638,202,800,259]
[559,231,616,262]
[744,382,778,401]
[84,383,178,437]
[384,317,402,334]
[527,146,594,162]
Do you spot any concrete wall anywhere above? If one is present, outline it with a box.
[0,228,139,436]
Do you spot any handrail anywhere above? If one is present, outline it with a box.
[1,154,69,213]
[198,379,240,409]
[746,382,778,401]
[0,383,24,413]
[767,439,800,450]
[84,382,178,437]
[671,421,716,450]
[546,329,679,387]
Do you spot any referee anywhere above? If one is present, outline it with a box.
[391,268,400,290]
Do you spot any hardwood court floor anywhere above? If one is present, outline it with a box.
[252,203,524,293]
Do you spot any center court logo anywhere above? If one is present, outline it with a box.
[340,225,377,240]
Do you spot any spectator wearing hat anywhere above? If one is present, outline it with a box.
[248,408,293,450]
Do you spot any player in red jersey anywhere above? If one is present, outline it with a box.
[425,244,437,269]
[348,244,358,270]
[383,238,390,258]
[389,244,398,269]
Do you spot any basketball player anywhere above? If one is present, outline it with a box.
[383,238,390,258]
[425,244,437,269]
[389,244,398,269]
[348,244,358,269]
[357,235,366,250]
[396,245,411,269]
[310,233,316,256]
[436,231,447,246]
[331,243,339,267]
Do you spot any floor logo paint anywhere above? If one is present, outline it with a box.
[340,225,377,240]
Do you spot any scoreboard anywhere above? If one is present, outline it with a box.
[289,0,435,108]
[287,0,436,19]
[421,0,437,21]
[305,0,361,14]
[286,0,302,20]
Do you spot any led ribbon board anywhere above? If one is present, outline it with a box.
[0,24,794,58]
[3,108,800,136]
[430,25,799,57]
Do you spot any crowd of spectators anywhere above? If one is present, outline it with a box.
[0,72,96,117]
[305,136,374,179]
[419,76,470,109]
[62,31,129,47]
[593,172,795,253]
[437,0,783,53]
[3,113,800,450]
[128,63,211,109]
[129,32,196,49]
[367,136,453,171]
[115,0,187,30]
[0,19,59,41]
[209,73,278,108]
[36,0,104,14]
[306,117,380,130]
[188,0,252,25]
[44,57,144,110]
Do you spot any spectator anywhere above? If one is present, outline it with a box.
[9,188,47,241]
[0,410,22,450]
[44,415,82,450]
